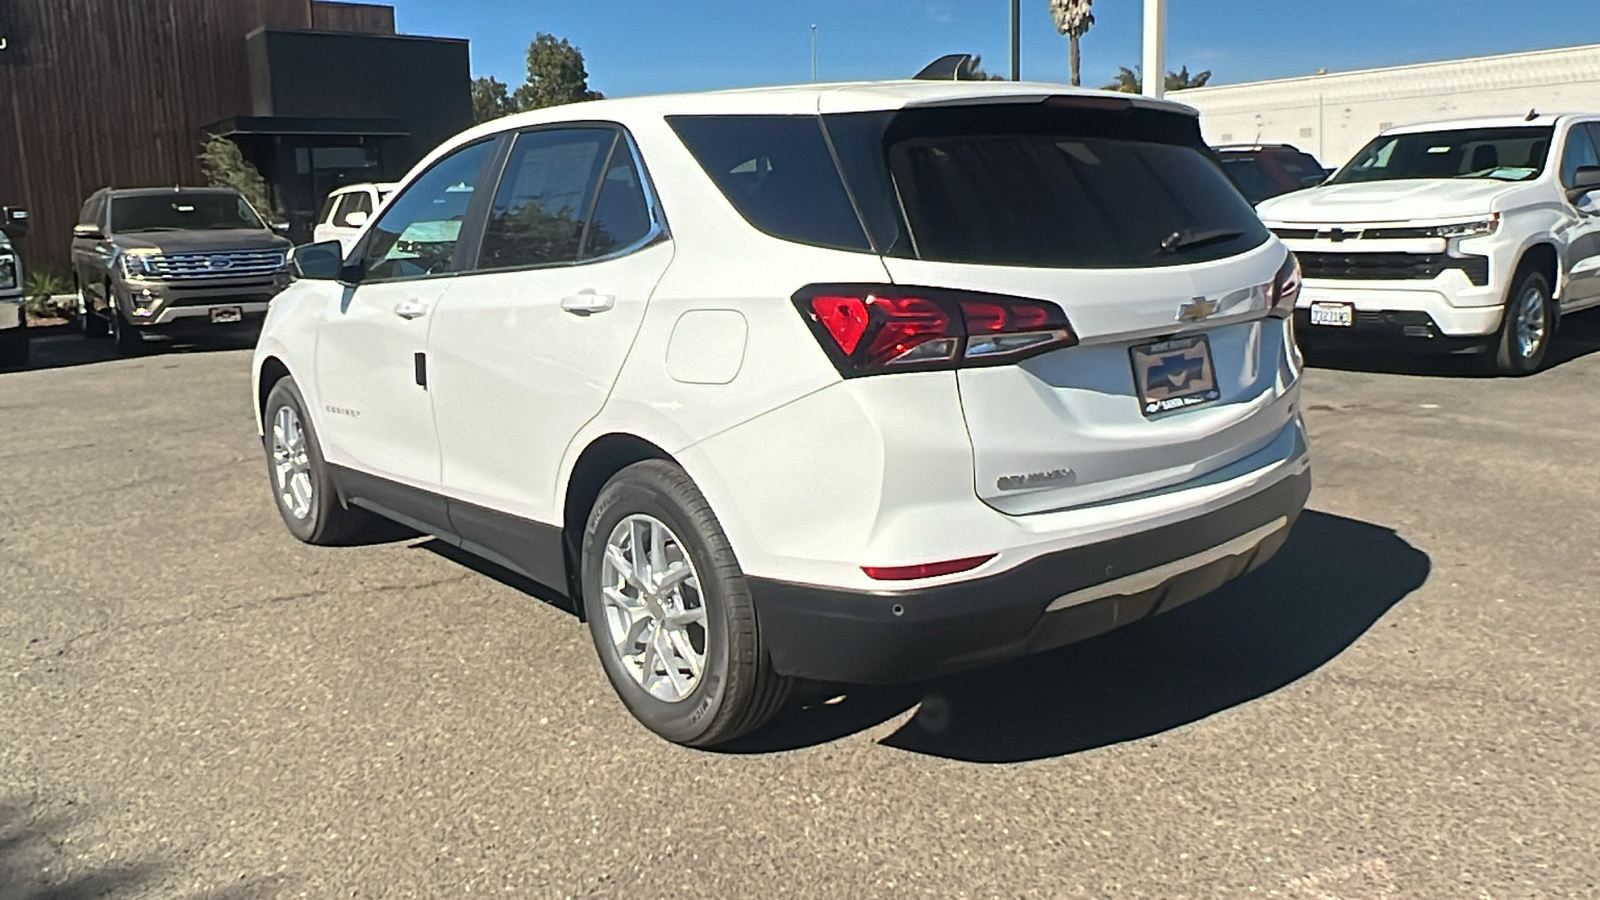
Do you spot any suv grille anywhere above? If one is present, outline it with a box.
[136,250,286,280]
[1297,252,1490,286]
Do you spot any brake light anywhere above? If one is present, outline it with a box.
[794,285,1078,377]
[1267,253,1301,319]
[862,554,996,581]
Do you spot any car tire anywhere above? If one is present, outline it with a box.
[79,284,108,338]
[580,460,791,747]
[110,301,145,356]
[0,327,27,370]
[262,376,389,546]
[1491,268,1555,376]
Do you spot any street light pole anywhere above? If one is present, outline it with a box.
[811,25,818,82]
[1142,0,1167,98]
[1010,0,1020,81]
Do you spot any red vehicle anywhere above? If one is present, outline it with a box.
[1215,144,1331,205]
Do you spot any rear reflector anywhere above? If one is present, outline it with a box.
[862,554,997,582]
[794,284,1077,377]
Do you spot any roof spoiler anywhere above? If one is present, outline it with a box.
[914,54,979,81]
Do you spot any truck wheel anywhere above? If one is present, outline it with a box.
[262,376,388,545]
[110,302,145,356]
[1491,269,1554,376]
[580,460,791,747]
[78,284,108,338]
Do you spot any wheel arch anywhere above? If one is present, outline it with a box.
[1515,241,1561,300]
[560,433,676,609]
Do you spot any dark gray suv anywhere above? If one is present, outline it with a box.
[71,187,294,354]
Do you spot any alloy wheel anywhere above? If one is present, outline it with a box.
[270,405,315,520]
[1515,284,1548,360]
[599,514,709,702]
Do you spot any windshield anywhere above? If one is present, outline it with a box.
[111,193,265,233]
[1330,127,1554,184]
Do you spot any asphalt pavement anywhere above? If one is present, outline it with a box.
[2,320,1597,898]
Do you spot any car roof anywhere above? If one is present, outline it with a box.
[456,79,1197,138]
[105,186,243,198]
[329,182,399,195]
[1381,114,1595,135]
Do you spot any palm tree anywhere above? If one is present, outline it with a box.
[1101,65,1214,94]
[1049,0,1094,87]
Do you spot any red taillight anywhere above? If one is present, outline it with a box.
[862,554,996,581]
[796,285,1078,377]
[1267,253,1301,319]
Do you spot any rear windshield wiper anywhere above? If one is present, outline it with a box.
[1160,227,1245,255]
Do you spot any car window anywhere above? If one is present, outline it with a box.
[1220,157,1277,204]
[79,194,105,227]
[476,128,614,271]
[583,144,655,259]
[668,115,873,253]
[337,191,374,227]
[319,193,340,227]
[362,140,496,282]
[1560,124,1600,187]
[1332,127,1554,184]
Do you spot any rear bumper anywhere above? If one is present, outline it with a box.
[750,468,1311,684]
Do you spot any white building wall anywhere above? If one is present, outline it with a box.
[1172,44,1600,169]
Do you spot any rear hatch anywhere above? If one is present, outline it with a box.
[826,101,1298,514]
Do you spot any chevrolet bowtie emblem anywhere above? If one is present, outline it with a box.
[1177,297,1220,322]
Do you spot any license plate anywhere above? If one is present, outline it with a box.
[210,306,243,324]
[1130,335,1221,417]
[1308,301,1354,327]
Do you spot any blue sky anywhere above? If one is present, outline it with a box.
[385,1,1600,97]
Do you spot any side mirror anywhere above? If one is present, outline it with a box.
[1,207,29,241]
[72,223,105,240]
[341,210,369,229]
[290,241,356,281]
[1568,166,1600,200]
[270,221,291,234]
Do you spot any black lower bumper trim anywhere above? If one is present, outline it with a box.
[749,470,1311,684]
[1294,309,1491,354]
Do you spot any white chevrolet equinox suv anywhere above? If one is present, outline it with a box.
[254,81,1312,746]
[1259,114,1600,375]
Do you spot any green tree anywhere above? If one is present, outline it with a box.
[511,33,604,112]
[197,135,278,220]
[471,75,517,124]
[1101,65,1214,93]
[1050,0,1095,87]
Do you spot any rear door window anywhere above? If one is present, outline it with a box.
[1561,124,1600,187]
[476,128,615,270]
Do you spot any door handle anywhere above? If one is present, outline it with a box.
[393,299,430,320]
[560,292,616,315]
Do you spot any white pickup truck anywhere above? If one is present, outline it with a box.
[1259,114,1600,375]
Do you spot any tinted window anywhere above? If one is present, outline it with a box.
[1221,157,1277,204]
[890,134,1266,268]
[319,193,339,226]
[1331,127,1554,184]
[585,145,655,258]
[362,140,495,282]
[341,191,374,225]
[1560,124,1600,186]
[110,193,263,233]
[669,116,871,253]
[478,129,613,270]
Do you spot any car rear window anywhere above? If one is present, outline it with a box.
[671,103,1268,268]
[1220,157,1277,204]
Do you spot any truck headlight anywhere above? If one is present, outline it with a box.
[1431,216,1499,239]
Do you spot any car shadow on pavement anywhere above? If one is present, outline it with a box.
[727,510,1430,763]
[0,796,289,899]
[2,324,258,374]
[1303,305,1600,377]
